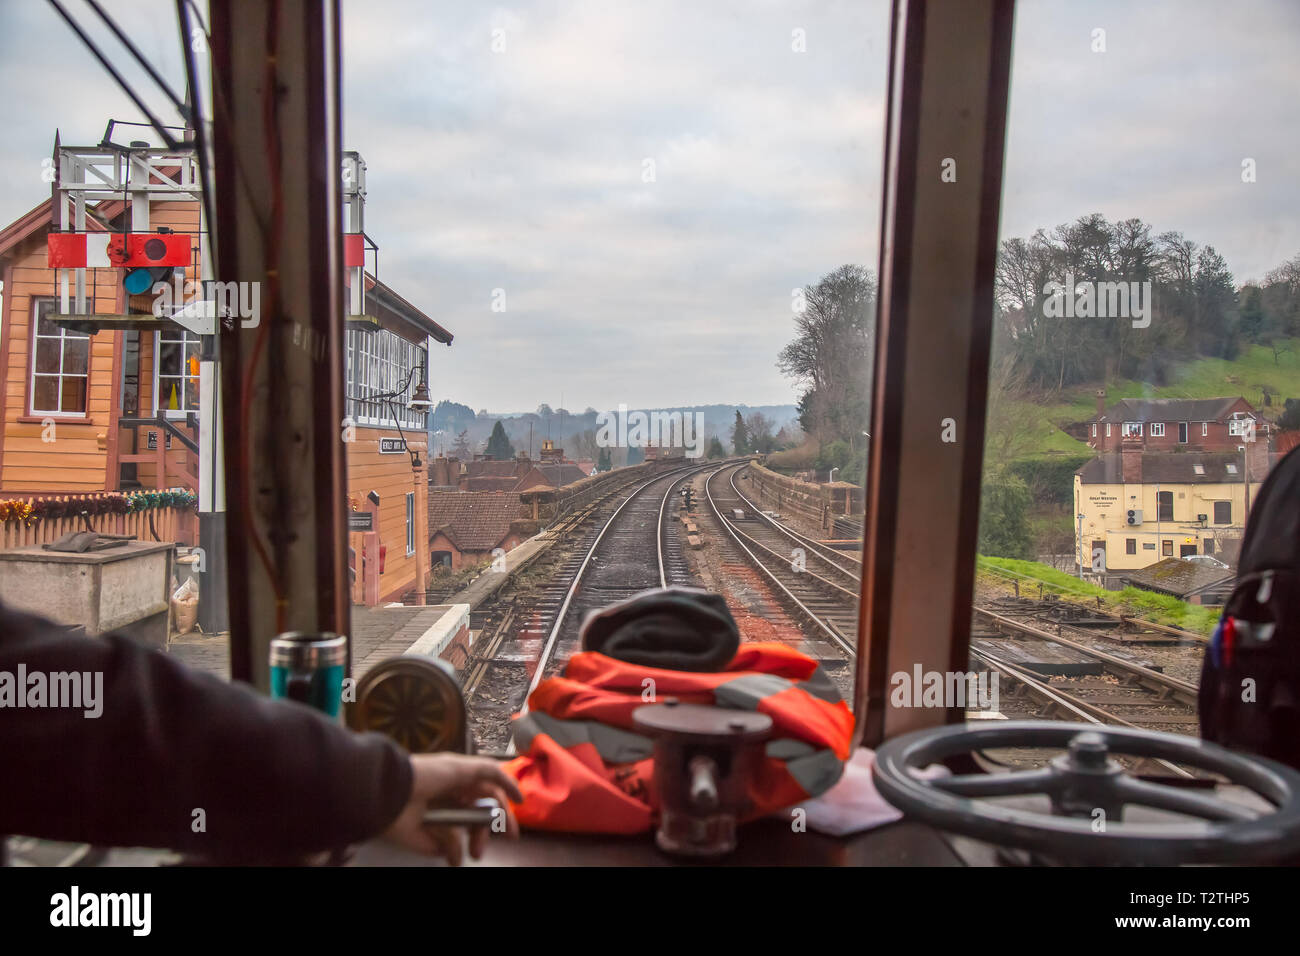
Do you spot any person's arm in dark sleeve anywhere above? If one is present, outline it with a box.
[0,602,412,859]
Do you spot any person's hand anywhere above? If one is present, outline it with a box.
[383,753,523,864]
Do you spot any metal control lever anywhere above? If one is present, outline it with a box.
[689,755,720,811]
[633,701,773,857]
[422,799,501,828]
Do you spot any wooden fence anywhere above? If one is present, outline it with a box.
[1,502,195,551]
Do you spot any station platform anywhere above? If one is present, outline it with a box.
[166,604,463,680]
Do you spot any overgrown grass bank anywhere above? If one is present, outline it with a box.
[977,555,1219,636]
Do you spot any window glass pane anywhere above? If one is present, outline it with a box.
[34,338,62,374]
[974,2,1293,748]
[35,299,59,336]
[339,0,886,752]
[32,375,59,412]
[158,339,181,374]
[60,375,87,414]
[63,337,89,376]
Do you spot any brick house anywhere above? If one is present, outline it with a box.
[1087,393,1266,456]
[427,490,535,571]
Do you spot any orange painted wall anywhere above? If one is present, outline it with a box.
[346,425,429,603]
[1,233,119,493]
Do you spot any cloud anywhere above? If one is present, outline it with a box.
[1,0,1297,412]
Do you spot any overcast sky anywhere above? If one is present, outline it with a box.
[1,1,1297,412]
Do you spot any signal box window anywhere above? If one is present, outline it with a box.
[156,329,201,417]
[29,298,89,416]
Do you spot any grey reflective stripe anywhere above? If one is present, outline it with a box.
[513,710,652,764]
[797,666,842,704]
[512,713,544,753]
[514,711,588,751]
[715,673,793,710]
[784,748,844,797]
[589,723,654,763]
[766,738,815,760]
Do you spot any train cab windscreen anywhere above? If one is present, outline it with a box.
[0,0,1298,929]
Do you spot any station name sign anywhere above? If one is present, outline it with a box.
[379,438,407,454]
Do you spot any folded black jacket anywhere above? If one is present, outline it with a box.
[0,602,411,861]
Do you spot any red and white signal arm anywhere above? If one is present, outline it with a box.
[47,232,192,269]
[344,233,365,268]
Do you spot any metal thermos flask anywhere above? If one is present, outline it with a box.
[269,632,348,719]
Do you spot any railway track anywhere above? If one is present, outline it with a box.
[708,462,1203,742]
[465,460,1208,755]
[463,462,711,752]
[703,462,858,658]
[971,607,1200,737]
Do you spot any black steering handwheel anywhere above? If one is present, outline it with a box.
[872,721,1300,864]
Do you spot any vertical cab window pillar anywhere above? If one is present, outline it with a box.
[857,0,1016,746]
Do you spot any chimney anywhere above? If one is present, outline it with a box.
[1245,436,1268,484]
[1095,388,1106,419]
[1121,437,1143,483]
[427,456,455,488]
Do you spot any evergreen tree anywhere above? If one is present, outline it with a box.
[731,410,751,455]
[597,447,613,472]
[485,420,515,460]
[706,437,726,459]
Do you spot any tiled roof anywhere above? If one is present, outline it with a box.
[531,464,589,488]
[427,491,521,551]
[463,476,522,492]
[463,460,521,478]
[1097,397,1248,424]
[1077,452,1267,484]
[1121,558,1234,597]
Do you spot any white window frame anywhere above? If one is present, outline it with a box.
[29,297,91,417]
[1227,415,1255,437]
[1202,422,1208,437]
[1178,421,1188,443]
[1105,423,1111,437]
[405,492,416,556]
[1150,422,1165,437]
[1122,422,1142,438]
[1091,423,1097,437]
[345,327,427,431]
[153,328,202,419]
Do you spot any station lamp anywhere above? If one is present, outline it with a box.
[409,379,433,412]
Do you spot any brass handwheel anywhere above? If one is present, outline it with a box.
[349,656,471,754]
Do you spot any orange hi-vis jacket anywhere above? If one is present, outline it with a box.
[503,642,855,833]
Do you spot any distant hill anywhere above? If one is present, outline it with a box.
[427,401,799,459]
[1001,338,1300,462]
